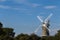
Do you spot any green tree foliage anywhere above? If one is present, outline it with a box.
[0,22,60,40]
[15,33,41,40]
[3,28,15,37]
[54,30,60,40]
[41,36,55,40]
[0,22,15,40]
[15,30,60,40]
[15,33,30,40]
[0,28,15,40]
[29,33,41,40]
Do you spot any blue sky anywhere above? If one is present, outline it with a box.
[0,0,60,36]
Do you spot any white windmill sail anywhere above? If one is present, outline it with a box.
[45,13,53,22]
[37,16,43,22]
[34,25,41,33]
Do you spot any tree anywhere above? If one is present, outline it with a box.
[15,33,30,40]
[0,28,15,40]
[29,33,41,40]
[0,22,15,40]
[55,30,60,40]
[3,28,15,37]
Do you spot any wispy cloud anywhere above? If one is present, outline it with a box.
[0,0,41,8]
[0,0,6,2]
[31,3,41,7]
[13,0,41,8]
[0,5,11,9]
[0,5,27,11]
[12,7,27,10]
[14,0,27,4]
[44,6,57,9]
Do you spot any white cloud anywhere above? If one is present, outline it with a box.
[13,8,27,10]
[13,0,41,8]
[0,0,6,2]
[25,3,41,8]
[0,5,11,9]
[0,5,27,11]
[44,6,57,9]
[31,3,41,7]
[14,0,27,4]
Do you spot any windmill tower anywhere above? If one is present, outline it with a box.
[42,20,50,36]
[34,13,53,36]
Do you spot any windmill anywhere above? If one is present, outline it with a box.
[34,13,53,36]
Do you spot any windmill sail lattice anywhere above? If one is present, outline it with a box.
[36,13,53,36]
